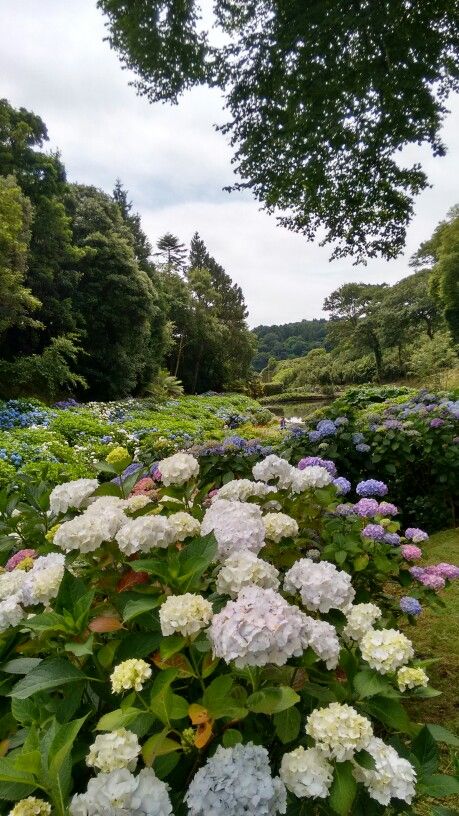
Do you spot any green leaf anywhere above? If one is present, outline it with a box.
[353,750,376,770]
[10,657,84,699]
[366,696,414,734]
[97,708,142,731]
[0,757,36,786]
[419,775,459,798]
[123,596,162,622]
[176,534,218,591]
[116,632,162,661]
[48,716,86,781]
[150,669,179,724]
[273,706,301,744]
[222,729,243,748]
[353,670,397,699]
[353,554,369,571]
[0,658,42,674]
[160,635,186,660]
[247,686,300,714]
[411,726,438,776]
[65,635,94,657]
[329,761,357,815]
[427,724,459,747]
[93,481,122,497]
[142,731,182,766]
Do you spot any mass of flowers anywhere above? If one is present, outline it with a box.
[0,435,458,816]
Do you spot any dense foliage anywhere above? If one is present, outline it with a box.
[98,0,459,261]
[252,320,328,372]
[0,100,254,400]
[0,446,458,815]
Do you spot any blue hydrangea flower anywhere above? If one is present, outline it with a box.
[384,532,401,546]
[356,479,388,497]
[362,523,386,540]
[352,432,365,444]
[333,477,352,495]
[355,443,371,453]
[400,596,422,615]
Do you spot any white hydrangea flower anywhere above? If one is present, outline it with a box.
[289,466,333,493]
[159,593,213,637]
[0,596,25,632]
[209,585,310,667]
[284,558,355,613]
[50,478,99,515]
[217,479,276,502]
[201,499,265,559]
[0,569,26,600]
[116,516,175,556]
[54,506,125,553]
[9,797,51,816]
[124,494,152,512]
[69,767,172,816]
[216,551,280,597]
[86,729,140,773]
[110,659,152,693]
[185,743,287,816]
[21,554,65,606]
[352,736,416,805]
[167,511,201,542]
[252,455,295,489]
[263,512,299,543]
[157,452,199,486]
[280,746,333,799]
[397,666,429,692]
[343,603,383,642]
[303,617,340,670]
[360,628,414,674]
[305,702,373,761]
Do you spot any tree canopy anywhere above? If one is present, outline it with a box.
[98,0,459,261]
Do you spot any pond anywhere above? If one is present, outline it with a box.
[266,400,329,420]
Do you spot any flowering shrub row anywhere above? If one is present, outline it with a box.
[0,447,458,815]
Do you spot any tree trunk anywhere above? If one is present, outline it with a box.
[192,345,203,393]
[174,334,184,377]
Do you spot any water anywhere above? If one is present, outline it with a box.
[266,400,328,420]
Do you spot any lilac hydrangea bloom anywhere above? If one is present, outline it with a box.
[378,501,398,517]
[355,443,371,453]
[333,477,352,495]
[430,418,445,428]
[383,419,404,430]
[400,597,422,615]
[405,528,429,543]
[298,457,337,477]
[362,524,386,541]
[334,504,356,517]
[426,563,459,580]
[384,533,401,547]
[409,566,425,579]
[356,479,388,498]
[401,545,423,561]
[419,573,445,590]
[354,498,380,517]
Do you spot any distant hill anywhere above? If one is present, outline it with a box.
[251,318,328,371]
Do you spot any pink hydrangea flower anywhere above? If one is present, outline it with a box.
[130,477,155,496]
[419,573,445,590]
[400,544,423,561]
[425,563,459,580]
[6,549,37,571]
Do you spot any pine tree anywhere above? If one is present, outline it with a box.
[155,232,187,271]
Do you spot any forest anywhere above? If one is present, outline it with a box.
[0,98,254,401]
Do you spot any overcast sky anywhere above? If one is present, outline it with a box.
[1,0,458,327]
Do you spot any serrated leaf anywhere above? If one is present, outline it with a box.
[353,670,397,699]
[142,731,182,766]
[10,657,84,699]
[247,686,300,714]
[0,658,42,674]
[353,749,376,770]
[427,724,459,747]
[159,635,186,660]
[329,760,357,815]
[411,726,438,776]
[122,596,162,622]
[97,708,142,731]
[419,774,459,798]
[273,706,301,743]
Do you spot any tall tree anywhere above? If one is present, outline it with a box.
[155,232,187,271]
[98,1,459,262]
[113,178,153,270]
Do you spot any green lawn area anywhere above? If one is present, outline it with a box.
[406,528,459,733]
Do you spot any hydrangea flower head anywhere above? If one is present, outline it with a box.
[216,551,280,597]
[419,572,445,590]
[401,544,423,561]
[217,479,275,502]
[384,532,401,546]
[305,702,373,761]
[156,452,199,486]
[110,659,152,693]
[343,603,382,642]
[289,466,333,492]
[354,498,380,517]
[333,476,351,495]
[360,628,414,673]
[252,454,295,488]
[334,503,356,516]
[106,446,131,470]
[362,523,386,541]
[400,596,422,615]
[209,585,310,667]
[263,512,298,542]
[378,501,398,516]
[397,666,429,692]
[201,499,265,559]
[116,515,175,556]
[355,443,371,453]
[87,729,141,773]
[167,512,201,542]
[427,562,459,580]
[356,479,388,497]
[159,593,213,637]
[9,797,51,816]
[280,746,333,799]
[49,478,99,515]
[284,558,355,613]
[352,736,416,805]
[185,743,286,816]
[21,553,65,606]
[298,456,337,476]
[69,767,172,816]
[405,527,429,543]
[6,549,37,571]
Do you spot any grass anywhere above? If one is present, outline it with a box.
[404,528,459,733]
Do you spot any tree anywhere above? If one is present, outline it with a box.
[113,178,153,270]
[98,1,459,262]
[412,206,459,345]
[0,175,40,336]
[155,232,187,271]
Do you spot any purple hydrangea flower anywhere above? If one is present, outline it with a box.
[355,443,371,453]
[378,501,398,516]
[384,533,401,546]
[419,573,445,590]
[334,503,356,516]
[362,523,386,540]
[333,477,352,495]
[405,527,429,543]
[383,419,404,430]
[298,456,337,477]
[409,566,425,579]
[426,563,459,580]
[356,479,388,497]
[430,418,445,428]
[400,596,422,615]
[354,498,380,517]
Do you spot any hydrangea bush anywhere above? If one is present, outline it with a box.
[0,448,458,815]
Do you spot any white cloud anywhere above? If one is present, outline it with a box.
[0,0,458,326]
